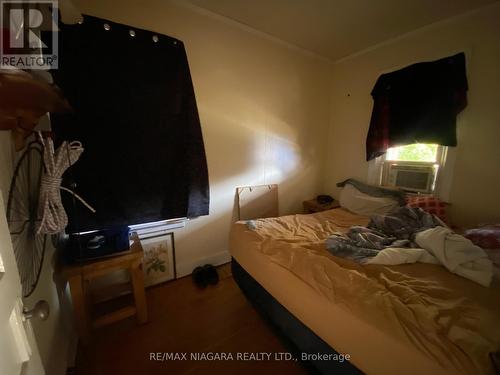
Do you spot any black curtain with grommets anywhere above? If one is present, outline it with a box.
[49,15,209,232]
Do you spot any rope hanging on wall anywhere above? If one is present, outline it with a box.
[36,133,95,235]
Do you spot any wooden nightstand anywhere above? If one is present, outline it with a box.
[303,198,340,213]
[62,233,148,345]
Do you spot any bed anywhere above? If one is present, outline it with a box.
[229,207,500,375]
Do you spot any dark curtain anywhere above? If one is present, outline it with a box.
[49,15,209,232]
[366,53,468,161]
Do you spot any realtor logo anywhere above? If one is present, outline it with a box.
[0,0,58,69]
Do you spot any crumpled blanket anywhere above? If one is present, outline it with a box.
[326,206,493,286]
[326,206,440,262]
[366,227,494,287]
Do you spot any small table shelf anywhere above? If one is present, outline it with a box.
[303,198,340,213]
[62,233,148,345]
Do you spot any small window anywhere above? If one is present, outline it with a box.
[386,143,439,162]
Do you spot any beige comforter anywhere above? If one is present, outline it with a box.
[235,208,500,375]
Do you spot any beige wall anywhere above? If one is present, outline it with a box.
[323,3,500,227]
[73,0,332,275]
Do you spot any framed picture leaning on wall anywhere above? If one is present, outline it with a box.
[137,231,177,287]
[129,219,184,287]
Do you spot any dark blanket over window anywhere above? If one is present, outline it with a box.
[50,15,209,232]
[366,53,468,161]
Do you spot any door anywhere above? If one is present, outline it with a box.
[0,192,45,375]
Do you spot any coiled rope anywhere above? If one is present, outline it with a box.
[36,133,95,234]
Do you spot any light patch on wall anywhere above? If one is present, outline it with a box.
[263,135,299,183]
[0,252,5,275]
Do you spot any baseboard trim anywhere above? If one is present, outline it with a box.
[176,251,231,278]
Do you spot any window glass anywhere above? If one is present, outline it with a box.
[386,143,438,162]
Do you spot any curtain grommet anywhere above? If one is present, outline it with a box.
[103,23,111,31]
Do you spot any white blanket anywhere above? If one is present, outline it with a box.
[367,226,493,287]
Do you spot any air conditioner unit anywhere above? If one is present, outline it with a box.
[383,163,437,193]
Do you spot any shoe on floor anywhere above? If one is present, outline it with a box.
[192,266,207,288]
[203,264,219,285]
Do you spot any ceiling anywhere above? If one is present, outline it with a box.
[188,0,497,61]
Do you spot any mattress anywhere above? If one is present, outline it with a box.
[229,208,500,375]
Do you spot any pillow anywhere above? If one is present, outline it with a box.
[464,225,500,249]
[339,184,399,216]
[406,196,448,223]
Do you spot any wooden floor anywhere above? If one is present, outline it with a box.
[76,264,309,375]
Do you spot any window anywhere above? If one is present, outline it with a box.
[381,144,445,194]
[386,144,440,163]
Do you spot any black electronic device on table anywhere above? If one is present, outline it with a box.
[316,195,334,204]
[63,226,131,263]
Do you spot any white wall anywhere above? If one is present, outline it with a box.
[0,133,75,375]
[323,3,500,227]
[73,0,333,275]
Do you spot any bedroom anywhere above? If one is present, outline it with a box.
[0,0,499,374]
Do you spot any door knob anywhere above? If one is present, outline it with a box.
[23,300,50,321]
